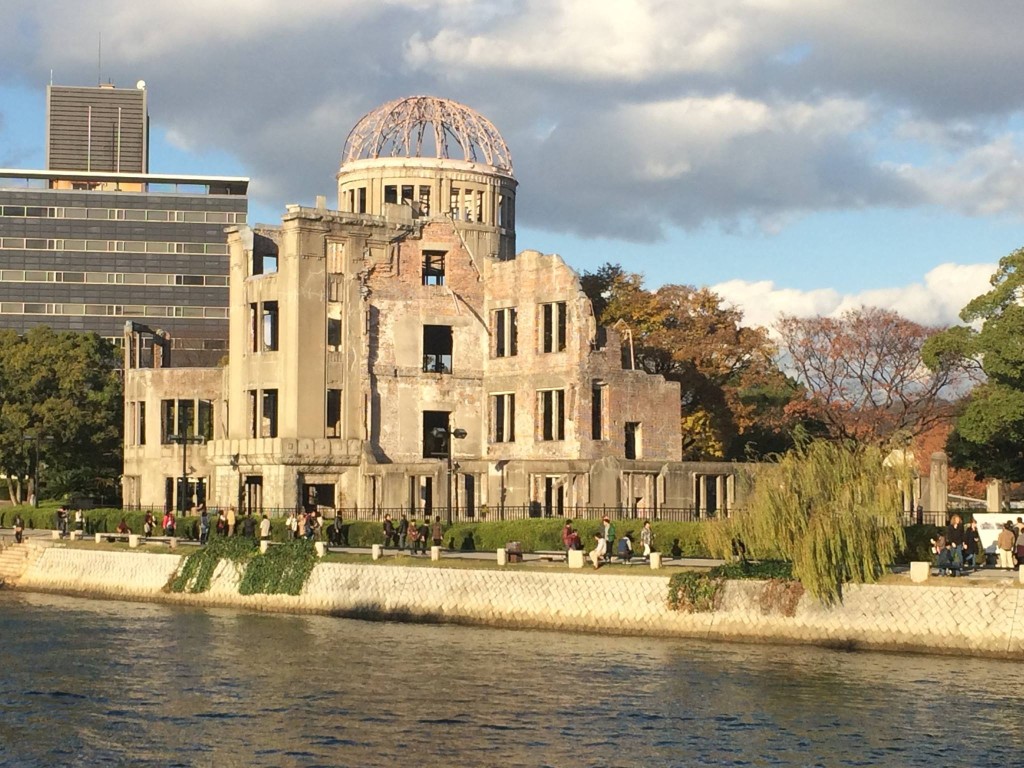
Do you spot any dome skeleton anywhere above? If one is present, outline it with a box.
[342,96,514,175]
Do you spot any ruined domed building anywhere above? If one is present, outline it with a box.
[122,97,748,518]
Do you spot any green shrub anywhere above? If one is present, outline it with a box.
[239,540,317,596]
[709,559,793,580]
[170,537,257,593]
[667,571,724,612]
[898,525,940,564]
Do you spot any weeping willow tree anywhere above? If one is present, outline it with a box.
[706,439,910,605]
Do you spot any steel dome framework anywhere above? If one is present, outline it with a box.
[342,96,513,175]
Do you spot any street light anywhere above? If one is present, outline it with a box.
[431,425,467,525]
[167,433,206,512]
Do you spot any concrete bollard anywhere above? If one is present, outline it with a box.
[567,549,585,569]
[70,530,81,541]
[260,540,270,554]
[430,545,441,561]
[372,544,382,561]
[496,548,507,566]
[910,561,930,583]
[315,541,326,558]
[129,534,140,548]
[650,552,663,570]
[1018,568,1024,585]
[94,533,103,544]
[51,530,60,540]
[168,537,177,550]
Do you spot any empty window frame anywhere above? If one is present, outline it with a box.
[423,325,453,373]
[401,185,414,205]
[422,410,450,458]
[261,389,279,438]
[327,316,342,352]
[161,399,175,444]
[492,307,518,358]
[137,401,147,446]
[418,185,431,216]
[326,389,342,438]
[541,302,567,353]
[262,301,279,351]
[384,185,398,205]
[249,303,258,352]
[625,421,642,460]
[198,400,214,441]
[422,251,446,286]
[247,390,258,438]
[177,399,196,438]
[491,392,516,443]
[592,383,607,440]
[449,187,461,218]
[539,389,566,441]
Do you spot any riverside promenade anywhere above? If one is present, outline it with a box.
[3,527,1024,659]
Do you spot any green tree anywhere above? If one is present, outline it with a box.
[0,327,123,503]
[706,439,909,604]
[581,263,801,460]
[923,247,1024,480]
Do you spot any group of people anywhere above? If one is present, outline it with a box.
[931,514,982,576]
[382,513,444,554]
[994,516,1024,570]
[583,517,656,570]
[285,509,323,541]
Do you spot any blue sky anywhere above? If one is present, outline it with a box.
[3,1,1024,330]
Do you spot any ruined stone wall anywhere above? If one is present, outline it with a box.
[17,547,1024,658]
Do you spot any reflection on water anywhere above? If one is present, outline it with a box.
[0,590,1017,767]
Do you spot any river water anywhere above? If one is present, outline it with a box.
[0,591,1017,767]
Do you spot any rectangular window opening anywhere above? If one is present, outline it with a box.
[491,392,516,443]
[327,389,342,438]
[422,251,446,286]
[423,325,453,373]
[262,301,279,352]
[625,421,641,460]
[493,307,518,358]
[542,302,567,353]
[261,389,278,438]
[422,410,450,458]
[540,389,566,441]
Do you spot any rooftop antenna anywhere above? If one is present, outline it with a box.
[97,32,101,85]
[49,69,53,86]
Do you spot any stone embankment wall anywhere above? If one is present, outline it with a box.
[15,547,1024,657]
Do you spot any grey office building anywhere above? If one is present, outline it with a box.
[0,82,248,366]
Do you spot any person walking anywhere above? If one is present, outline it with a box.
[431,516,443,548]
[226,506,237,537]
[964,519,982,571]
[13,512,24,544]
[260,513,272,542]
[398,514,409,551]
[143,511,154,539]
[383,514,397,548]
[199,509,210,545]
[640,520,654,560]
[601,516,616,563]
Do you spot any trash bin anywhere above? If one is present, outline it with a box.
[505,541,523,563]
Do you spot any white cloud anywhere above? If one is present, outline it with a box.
[713,262,994,330]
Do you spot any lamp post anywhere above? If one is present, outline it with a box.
[431,425,467,525]
[167,433,206,513]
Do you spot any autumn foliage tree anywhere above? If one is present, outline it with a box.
[582,264,801,460]
[776,307,966,446]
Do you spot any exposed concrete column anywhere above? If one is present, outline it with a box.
[699,475,708,520]
[987,480,1007,512]
[929,452,948,514]
[715,475,725,516]
[726,474,735,516]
